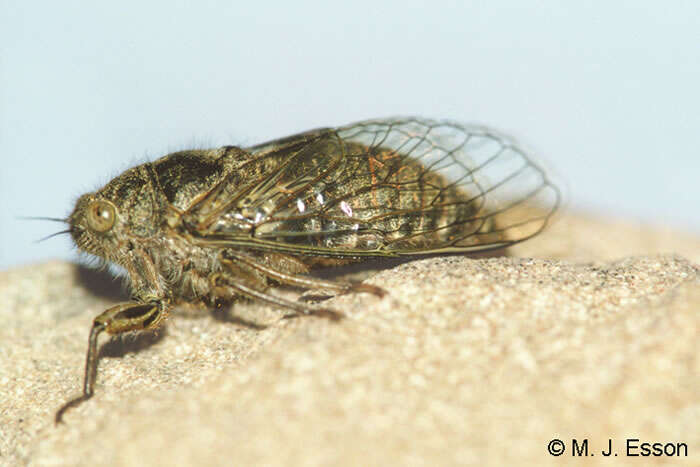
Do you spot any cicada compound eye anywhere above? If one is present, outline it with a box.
[86,200,116,232]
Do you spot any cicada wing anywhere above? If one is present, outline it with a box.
[333,118,561,253]
[246,127,333,156]
[184,128,347,234]
[189,118,560,257]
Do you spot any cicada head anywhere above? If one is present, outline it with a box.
[69,166,159,264]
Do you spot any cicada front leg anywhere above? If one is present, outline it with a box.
[55,300,169,424]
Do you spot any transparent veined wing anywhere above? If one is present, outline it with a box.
[189,117,561,257]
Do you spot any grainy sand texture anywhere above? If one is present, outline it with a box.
[1,211,698,466]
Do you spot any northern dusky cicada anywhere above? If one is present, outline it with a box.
[55,117,560,422]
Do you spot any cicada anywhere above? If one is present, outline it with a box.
[55,117,560,422]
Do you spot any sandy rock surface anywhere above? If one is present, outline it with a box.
[1,211,698,466]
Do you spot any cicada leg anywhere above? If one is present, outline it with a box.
[214,258,344,320]
[55,300,168,424]
[225,252,386,298]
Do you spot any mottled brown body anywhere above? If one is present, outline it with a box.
[56,118,560,422]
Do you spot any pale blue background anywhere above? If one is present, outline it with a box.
[2,1,699,269]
